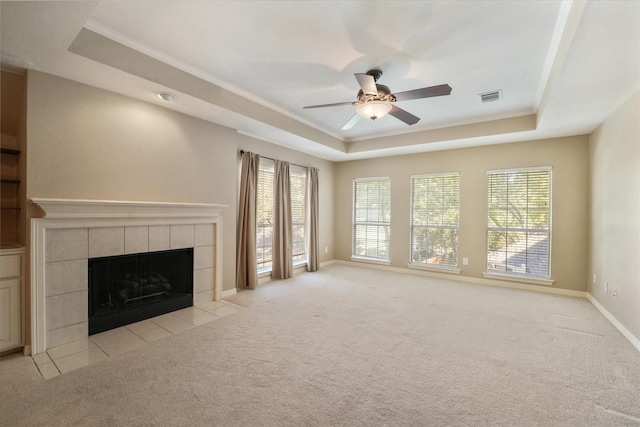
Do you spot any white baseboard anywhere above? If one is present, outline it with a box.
[221,288,237,298]
[320,260,337,268]
[293,264,308,275]
[332,260,587,298]
[587,293,640,353]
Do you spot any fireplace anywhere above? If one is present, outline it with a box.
[29,198,227,355]
[88,248,194,335]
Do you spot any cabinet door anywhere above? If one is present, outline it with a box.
[0,254,20,279]
[0,278,20,351]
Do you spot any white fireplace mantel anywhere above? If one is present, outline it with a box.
[32,198,226,220]
[30,198,228,355]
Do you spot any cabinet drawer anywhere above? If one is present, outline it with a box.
[0,255,20,279]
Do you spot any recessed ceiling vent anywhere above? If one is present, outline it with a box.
[480,90,502,103]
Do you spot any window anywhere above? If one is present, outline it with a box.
[486,167,551,278]
[290,165,307,264]
[410,173,459,268]
[352,177,391,261]
[256,158,307,272]
[256,158,274,271]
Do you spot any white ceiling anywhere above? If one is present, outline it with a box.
[1,1,639,161]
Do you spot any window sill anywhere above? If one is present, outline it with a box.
[482,271,555,287]
[293,260,308,268]
[407,263,461,274]
[257,269,271,279]
[350,256,391,266]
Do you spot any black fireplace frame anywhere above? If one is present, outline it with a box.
[88,248,194,335]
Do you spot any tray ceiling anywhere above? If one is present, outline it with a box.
[1,1,639,161]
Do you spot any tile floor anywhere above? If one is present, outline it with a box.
[32,299,243,379]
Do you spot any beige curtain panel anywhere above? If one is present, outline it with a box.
[272,160,293,279]
[306,167,319,272]
[236,151,260,289]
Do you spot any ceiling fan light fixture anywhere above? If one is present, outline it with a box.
[356,100,392,121]
[303,69,451,128]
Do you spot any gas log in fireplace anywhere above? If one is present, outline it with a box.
[88,248,193,335]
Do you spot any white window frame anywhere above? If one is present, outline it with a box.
[484,166,553,285]
[408,172,460,273]
[351,177,391,264]
[256,158,275,273]
[289,164,307,267]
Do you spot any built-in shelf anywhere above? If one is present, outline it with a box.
[0,242,24,251]
[1,70,26,354]
[0,148,20,156]
[0,178,20,184]
[0,145,22,241]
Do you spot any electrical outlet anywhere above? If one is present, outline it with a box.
[324,246,328,254]
[612,288,617,298]
[462,258,469,266]
[605,281,608,293]
[593,274,597,284]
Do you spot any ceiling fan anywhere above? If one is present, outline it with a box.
[303,69,452,130]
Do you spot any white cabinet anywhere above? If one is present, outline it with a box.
[0,249,22,352]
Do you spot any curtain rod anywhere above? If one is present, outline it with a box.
[239,150,309,170]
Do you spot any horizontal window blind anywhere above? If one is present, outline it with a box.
[290,165,307,263]
[487,167,551,278]
[353,177,391,260]
[256,158,274,271]
[410,173,459,268]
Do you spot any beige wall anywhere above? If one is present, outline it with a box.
[334,136,590,291]
[25,71,337,297]
[26,71,238,291]
[589,89,640,340]
[21,69,637,345]
[237,134,335,263]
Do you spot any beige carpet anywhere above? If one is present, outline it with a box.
[1,264,639,426]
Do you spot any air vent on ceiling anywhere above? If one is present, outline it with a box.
[480,90,502,103]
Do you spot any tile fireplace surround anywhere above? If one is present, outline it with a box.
[30,198,227,356]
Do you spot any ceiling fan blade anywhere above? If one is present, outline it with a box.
[341,113,361,130]
[389,104,420,126]
[393,84,452,102]
[303,101,354,109]
[355,73,378,96]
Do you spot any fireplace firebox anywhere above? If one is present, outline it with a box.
[88,248,193,335]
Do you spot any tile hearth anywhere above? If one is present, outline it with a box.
[32,300,242,379]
